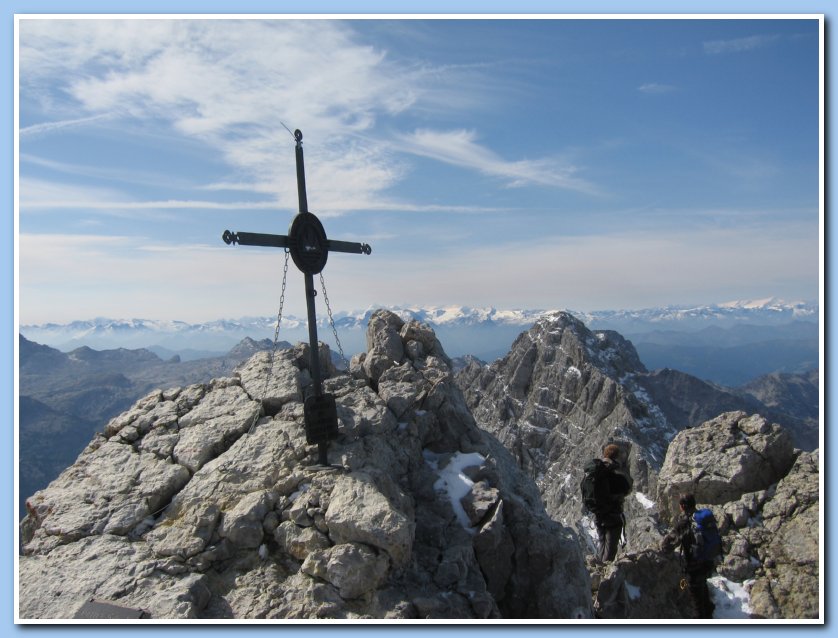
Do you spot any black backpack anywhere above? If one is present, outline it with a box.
[686,508,723,563]
[580,458,611,514]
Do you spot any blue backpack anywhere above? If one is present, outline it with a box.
[688,508,722,563]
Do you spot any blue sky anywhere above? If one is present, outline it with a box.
[17,16,822,325]
[7,4,829,635]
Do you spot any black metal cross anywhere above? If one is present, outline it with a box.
[222,129,371,466]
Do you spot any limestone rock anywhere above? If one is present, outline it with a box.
[274,521,331,561]
[457,313,672,556]
[22,437,190,555]
[301,543,389,599]
[748,450,819,619]
[652,413,819,620]
[19,309,592,620]
[656,411,795,524]
[324,471,414,568]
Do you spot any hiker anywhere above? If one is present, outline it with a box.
[660,493,721,619]
[581,443,633,563]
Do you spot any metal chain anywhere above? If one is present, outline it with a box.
[249,250,290,434]
[319,272,349,371]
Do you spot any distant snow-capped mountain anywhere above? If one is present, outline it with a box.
[19,299,818,359]
[576,298,818,331]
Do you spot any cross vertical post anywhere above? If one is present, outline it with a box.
[221,129,371,467]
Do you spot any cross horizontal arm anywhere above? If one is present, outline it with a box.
[222,230,371,255]
[222,230,290,248]
[328,239,372,255]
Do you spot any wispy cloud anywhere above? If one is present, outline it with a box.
[19,114,114,137]
[395,128,598,193]
[18,176,503,217]
[19,19,600,214]
[637,82,677,94]
[19,232,290,323]
[703,35,781,55]
[20,153,205,192]
[18,20,426,214]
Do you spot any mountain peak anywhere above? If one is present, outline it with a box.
[19,310,593,620]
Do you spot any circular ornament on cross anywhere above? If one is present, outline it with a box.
[288,211,329,274]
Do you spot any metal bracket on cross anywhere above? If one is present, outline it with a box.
[221,129,372,466]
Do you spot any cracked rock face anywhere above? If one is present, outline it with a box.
[589,414,818,620]
[456,312,674,555]
[19,311,592,620]
[656,411,796,524]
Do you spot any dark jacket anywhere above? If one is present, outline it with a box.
[595,458,632,526]
[661,511,715,573]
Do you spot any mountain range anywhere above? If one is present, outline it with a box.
[20,298,819,383]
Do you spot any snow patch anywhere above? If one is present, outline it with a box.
[634,492,656,509]
[709,576,753,619]
[423,450,486,534]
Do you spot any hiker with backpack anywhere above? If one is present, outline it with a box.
[581,443,633,563]
[660,493,723,619]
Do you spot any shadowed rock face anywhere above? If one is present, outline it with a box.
[19,310,592,620]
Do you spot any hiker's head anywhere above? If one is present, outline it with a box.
[602,444,621,462]
[678,493,697,513]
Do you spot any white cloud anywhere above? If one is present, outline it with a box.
[19,18,598,215]
[19,232,294,323]
[395,128,598,193]
[19,177,131,210]
[19,19,417,213]
[19,114,115,137]
[703,35,781,55]
[637,83,676,94]
[314,222,819,313]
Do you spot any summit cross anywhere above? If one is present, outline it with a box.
[221,129,372,466]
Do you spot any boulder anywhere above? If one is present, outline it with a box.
[656,411,796,524]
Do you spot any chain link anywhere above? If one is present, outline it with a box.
[319,272,349,371]
[249,250,290,434]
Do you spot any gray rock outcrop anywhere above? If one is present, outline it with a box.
[595,412,820,619]
[456,314,820,620]
[656,411,796,524]
[592,412,820,620]
[19,311,592,620]
[731,449,819,619]
[457,313,675,554]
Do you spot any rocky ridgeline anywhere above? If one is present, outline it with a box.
[19,310,591,620]
[456,312,675,553]
[456,313,819,619]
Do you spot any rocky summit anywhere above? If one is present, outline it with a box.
[19,310,592,620]
[18,310,820,621]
